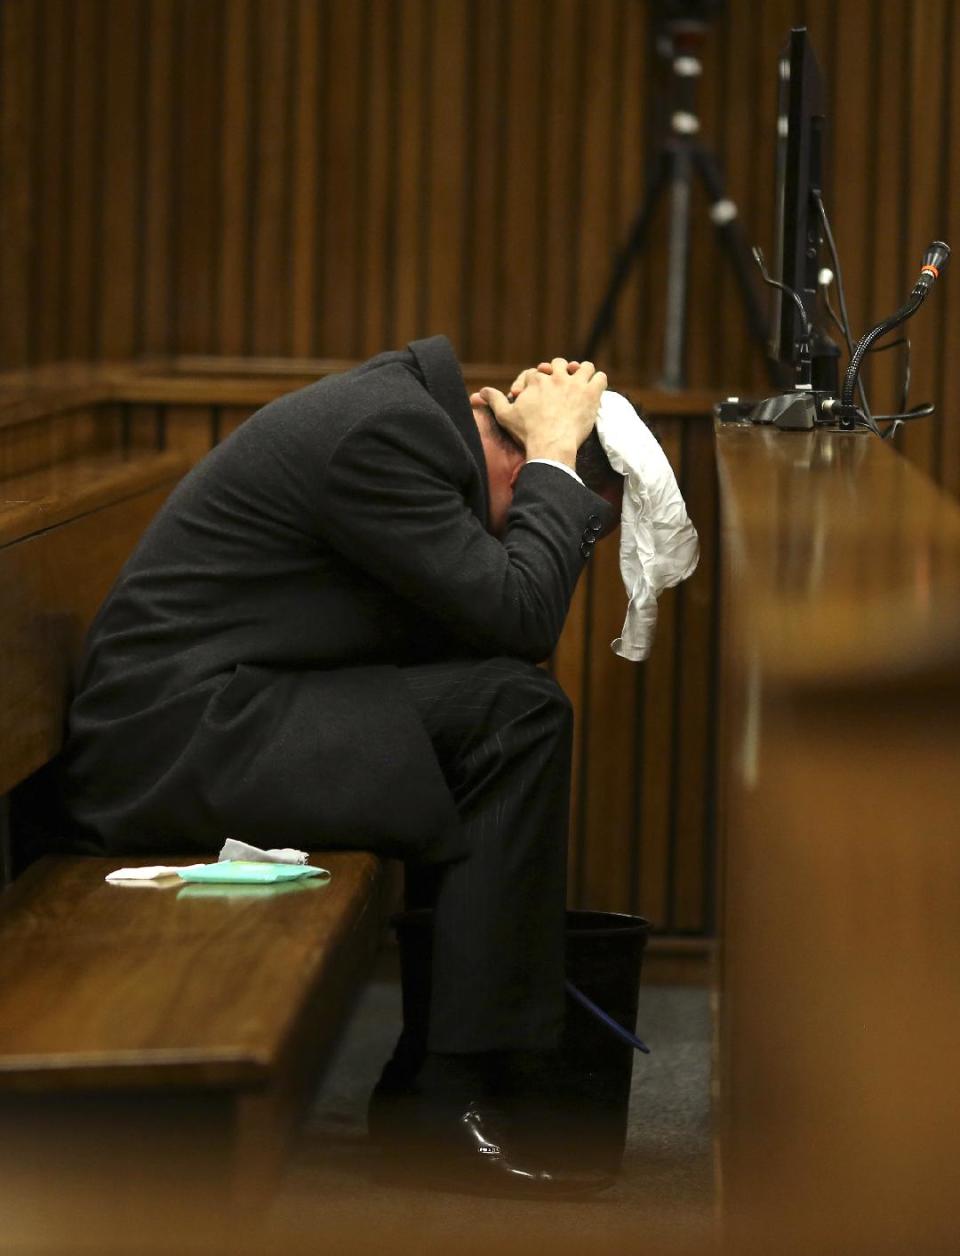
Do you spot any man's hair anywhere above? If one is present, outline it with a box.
[475,402,621,496]
[575,429,619,495]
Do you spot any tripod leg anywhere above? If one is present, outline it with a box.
[580,151,672,361]
[662,143,694,390]
[691,146,787,388]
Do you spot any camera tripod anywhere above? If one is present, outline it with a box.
[581,8,781,389]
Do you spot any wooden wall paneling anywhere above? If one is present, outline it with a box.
[289,0,322,359]
[32,0,68,364]
[217,406,254,444]
[422,0,467,346]
[703,13,730,386]
[581,0,631,373]
[499,0,547,364]
[0,406,119,481]
[609,1,647,376]
[249,0,292,358]
[940,5,960,501]
[833,2,883,403]
[633,416,681,928]
[682,17,719,393]
[175,0,223,356]
[552,571,590,907]
[460,0,508,362]
[319,0,365,357]
[64,0,100,364]
[139,0,175,357]
[713,4,760,390]
[669,417,717,932]
[534,0,576,360]
[577,526,639,914]
[898,0,951,481]
[0,0,35,370]
[359,0,396,356]
[162,405,218,465]
[861,0,909,419]
[124,403,167,454]
[218,0,252,356]
[97,0,141,360]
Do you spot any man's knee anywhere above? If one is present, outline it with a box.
[473,657,572,732]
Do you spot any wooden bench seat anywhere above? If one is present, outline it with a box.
[0,448,397,1250]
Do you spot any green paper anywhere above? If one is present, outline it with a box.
[177,860,330,884]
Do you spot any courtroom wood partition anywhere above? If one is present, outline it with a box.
[715,421,960,1256]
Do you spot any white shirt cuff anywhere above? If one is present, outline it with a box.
[526,458,584,486]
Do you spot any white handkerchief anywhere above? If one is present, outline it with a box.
[595,392,700,661]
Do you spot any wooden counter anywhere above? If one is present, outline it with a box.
[715,423,960,1256]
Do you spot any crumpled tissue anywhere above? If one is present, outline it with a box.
[595,391,700,661]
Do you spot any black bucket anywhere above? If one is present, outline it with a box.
[388,908,650,1173]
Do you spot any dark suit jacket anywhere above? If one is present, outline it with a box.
[64,337,614,861]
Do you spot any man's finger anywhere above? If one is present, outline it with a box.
[478,386,512,420]
[576,360,595,379]
[550,357,569,376]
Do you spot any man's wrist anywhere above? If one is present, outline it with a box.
[524,442,577,468]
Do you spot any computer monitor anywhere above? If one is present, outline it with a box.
[772,27,828,372]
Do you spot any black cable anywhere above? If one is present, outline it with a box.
[814,192,874,419]
[872,404,934,421]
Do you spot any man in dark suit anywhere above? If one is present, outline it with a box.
[64,335,620,1194]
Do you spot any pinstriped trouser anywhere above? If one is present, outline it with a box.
[399,657,573,1054]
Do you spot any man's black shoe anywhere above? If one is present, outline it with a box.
[374,1099,615,1198]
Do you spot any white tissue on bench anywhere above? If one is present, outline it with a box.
[218,837,309,864]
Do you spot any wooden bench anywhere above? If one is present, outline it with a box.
[0,450,396,1251]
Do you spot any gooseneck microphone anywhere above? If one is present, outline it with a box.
[841,241,951,407]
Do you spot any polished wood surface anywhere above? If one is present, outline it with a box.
[0,448,187,544]
[715,421,960,1256]
[0,452,187,796]
[0,852,387,1090]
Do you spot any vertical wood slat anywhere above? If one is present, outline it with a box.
[175,0,222,355]
[97,0,140,359]
[0,0,36,369]
[289,0,322,358]
[359,0,394,356]
[140,0,175,356]
[898,0,951,480]
[863,0,910,419]
[459,0,507,361]
[670,417,717,931]
[218,0,252,356]
[319,0,364,356]
[249,0,292,357]
[940,6,960,497]
[32,0,67,363]
[634,419,682,927]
